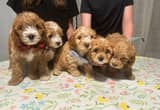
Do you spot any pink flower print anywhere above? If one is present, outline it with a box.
[107,79,116,85]
[66,77,75,83]
[21,95,29,101]
[10,105,17,110]
[0,86,4,90]
[59,83,70,89]
[144,88,154,94]
[120,90,129,95]
[74,89,80,95]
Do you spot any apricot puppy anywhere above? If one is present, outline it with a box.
[8,12,48,85]
[53,26,96,77]
[106,33,136,80]
[87,36,113,75]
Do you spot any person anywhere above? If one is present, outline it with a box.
[7,0,79,41]
[80,0,134,39]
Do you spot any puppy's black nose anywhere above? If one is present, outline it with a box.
[28,34,35,40]
[84,43,89,48]
[56,42,61,46]
[98,57,104,62]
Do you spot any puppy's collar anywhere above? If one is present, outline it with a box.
[18,42,46,51]
[70,50,88,65]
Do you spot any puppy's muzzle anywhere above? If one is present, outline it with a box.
[28,34,35,40]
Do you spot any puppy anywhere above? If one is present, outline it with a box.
[44,21,63,70]
[8,12,49,85]
[106,33,136,80]
[87,36,113,76]
[45,21,63,50]
[87,36,112,66]
[53,26,96,77]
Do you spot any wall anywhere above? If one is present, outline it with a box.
[0,0,16,61]
[144,0,160,58]
[133,0,160,59]
[133,0,154,56]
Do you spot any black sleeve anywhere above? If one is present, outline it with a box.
[68,0,79,18]
[124,0,134,6]
[6,0,23,13]
[80,0,91,13]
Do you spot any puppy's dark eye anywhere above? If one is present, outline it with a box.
[105,49,111,54]
[90,35,94,39]
[77,36,82,40]
[36,24,42,29]
[48,35,52,39]
[93,48,98,53]
[17,26,23,30]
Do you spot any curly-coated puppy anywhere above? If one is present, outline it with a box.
[87,36,113,77]
[87,36,112,66]
[44,21,63,70]
[45,21,63,50]
[8,12,49,85]
[53,26,96,77]
[106,33,136,80]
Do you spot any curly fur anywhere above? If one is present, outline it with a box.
[87,36,112,66]
[105,33,136,80]
[8,12,50,85]
[53,26,96,77]
[43,21,64,72]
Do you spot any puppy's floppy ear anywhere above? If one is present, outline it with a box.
[41,28,48,45]
[69,31,76,49]
[57,26,64,37]
[38,19,47,44]
[86,50,92,63]
[11,26,22,47]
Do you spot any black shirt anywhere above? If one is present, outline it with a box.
[80,0,133,36]
[7,0,79,41]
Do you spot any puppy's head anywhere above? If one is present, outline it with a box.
[45,21,63,49]
[109,41,136,69]
[87,36,112,66]
[69,26,96,56]
[12,11,46,46]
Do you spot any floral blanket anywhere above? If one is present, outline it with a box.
[0,56,160,110]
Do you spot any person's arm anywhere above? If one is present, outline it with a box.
[80,0,92,27]
[67,0,79,39]
[67,18,74,39]
[122,5,134,39]
[81,13,92,28]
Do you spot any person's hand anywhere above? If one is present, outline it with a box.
[67,27,74,40]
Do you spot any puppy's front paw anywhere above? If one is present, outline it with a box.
[71,71,81,77]
[85,73,92,78]
[40,75,50,81]
[53,70,61,76]
[8,77,24,86]
[127,74,135,80]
